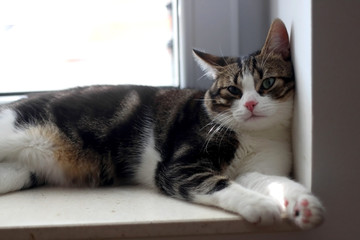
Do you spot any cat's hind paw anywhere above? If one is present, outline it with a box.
[286,194,325,229]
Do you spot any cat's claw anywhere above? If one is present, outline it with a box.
[286,194,324,229]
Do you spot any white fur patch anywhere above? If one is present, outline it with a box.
[134,128,161,188]
[11,126,67,185]
[241,73,256,92]
[0,108,17,138]
[0,109,66,193]
[0,109,19,162]
[0,162,31,193]
[223,124,292,182]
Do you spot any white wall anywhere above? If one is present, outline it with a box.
[271,0,313,189]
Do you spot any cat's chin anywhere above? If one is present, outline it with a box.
[235,116,283,132]
[244,114,265,122]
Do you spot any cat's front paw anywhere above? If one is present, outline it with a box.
[240,195,282,225]
[285,194,324,229]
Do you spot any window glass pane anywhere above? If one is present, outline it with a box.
[0,0,176,94]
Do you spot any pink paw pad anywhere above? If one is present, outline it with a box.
[304,208,312,217]
[301,199,309,207]
[294,199,313,223]
[285,194,324,229]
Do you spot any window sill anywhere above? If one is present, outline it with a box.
[0,186,298,239]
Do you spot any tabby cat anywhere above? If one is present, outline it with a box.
[0,19,323,229]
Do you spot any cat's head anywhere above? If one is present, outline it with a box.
[194,19,294,132]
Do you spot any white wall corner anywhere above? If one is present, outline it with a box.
[270,0,312,189]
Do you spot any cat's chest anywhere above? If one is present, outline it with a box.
[224,130,292,179]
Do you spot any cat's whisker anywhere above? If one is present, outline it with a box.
[260,47,277,70]
[218,48,227,64]
[202,113,234,152]
[201,112,231,131]
[217,49,239,77]
[203,120,227,151]
[218,119,233,146]
[194,98,214,102]
[196,71,211,82]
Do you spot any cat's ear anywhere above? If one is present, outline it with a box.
[261,18,290,60]
[193,49,230,79]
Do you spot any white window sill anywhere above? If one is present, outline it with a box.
[0,186,298,239]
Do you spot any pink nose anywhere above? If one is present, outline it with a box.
[244,101,258,112]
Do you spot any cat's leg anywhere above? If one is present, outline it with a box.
[0,162,42,194]
[194,180,283,225]
[156,164,282,225]
[235,172,325,229]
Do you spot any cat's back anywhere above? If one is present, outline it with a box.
[3,85,205,151]
[0,85,206,187]
[6,85,202,123]
[7,85,155,124]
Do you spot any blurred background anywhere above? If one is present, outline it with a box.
[0,0,270,94]
[0,0,176,93]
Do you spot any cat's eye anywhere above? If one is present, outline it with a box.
[261,77,276,90]
[227,86,242,96]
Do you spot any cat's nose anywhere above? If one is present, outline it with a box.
[244,100,258,112]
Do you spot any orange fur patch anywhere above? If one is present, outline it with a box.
[40,124,111,187]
